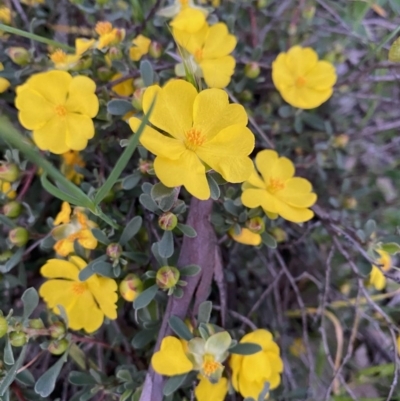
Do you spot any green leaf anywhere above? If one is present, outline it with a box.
[21,288,39,322]
[107,99,134,116]
[151,183,177,212]
[35,353,68,397]
[358,257,373,276]
[91,228,111,245]
[176,223,197,238]
[119,216,142,246]
[131,329,157,349]
[261,232,277,249]
[120,389,133,401]
[168,316,193,341]
[0,346,27,396]
[94,97,156,206]
[122,172,141,190]
[163,373,187,396]
[364,219,376,238]
[180,264,201,277]
[78,255,108,281]
[68,371,97,386]
[230,342,262,355]
[151,243,166,266]
[16,370,35,387]
[207,174,220,200]
[197,301,212,324]
[0,247,24,273]
[140,60,154,87]
[380,242,400,255]
[4,338,14,365]
[158,230,174,259]
[133,284,158,310]
[139,193,159,212]
[0,215,17,228]
[91,261,114,278]
[257,382,270,401]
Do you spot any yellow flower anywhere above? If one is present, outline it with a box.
[195,375,228,401]
[0,6,11,24]
[49,49,81,71]
[229,227,261,246]
[152,336,194,376]
[15,70,99,154]
[111,73,134,97]
[170,7,206,34]
[75,38,96,55]
[157,0,208,20]
[61,150,85,184]
[95,21,125,50]
[230,329,284,400]
[241,150,317,223]
[0,63,10,93]
[129,80,254,200]
[52,202,97,257]
[39,256,118,333]
[368,249,391,291]
[272,46,337,109]
[173,22,237,88]
[129,35,151,61]
[0,180,16,199]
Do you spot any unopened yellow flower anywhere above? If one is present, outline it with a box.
[111,73,134,97]
[39,256,118,333]
[52,202,97,257]
[0,6,11,24]
[229,227,261,246]
[49,49,81,70]
[195,376,228,401]
[0,63,10,93]
[272,46,337,109]
[173,22,237,88]
[230,329,284,400]
[241,150,317,223]
[95,21,125,49]
[368,249,391,291]
[61,151,85,184]
[129,80,254,200]
[0,180,16,199]
[129,35,151,61]
[15,70,99,154]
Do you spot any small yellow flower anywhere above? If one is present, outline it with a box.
[195,375,228,401]
[111,73,134,97]
[129,35,151,61]
[229,227,261,246]
[15,70,99,154]
[52,202,97,257]
[241,150,317,223]
[272,46,337,109]
[368,249,391,291]
[289,338,306,358]
[0,180,16,199]
[0,63,10,93]
[49,49,81,71]
[173,22,237,88]
[230,329,284,400]
[75,38,96,55]
[129,80,254,200]
[0,6,11,24]
[95,21,125,50]
[39,256,118,333]
[61,150,85,184]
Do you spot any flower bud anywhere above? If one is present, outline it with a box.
[0,316,8,338]
[119,273,143,302]
[29,319,45,329]
[244,62,260,79]
[138,159,153,174]
[8,227,29,247]
[72,57,92,71]
[132,88,145,111]
[7,47,31,66]
[158,212,178,231]
[257,0,268,8]
[3,201,22,218]
[0,250,12,262]
[106,243,123,260]
[239,89,253,102]
[343,197,357,210]
[49,321,66,339]
[97,66,114,81]
[332,134,349,149]
[0,163,20,182]
[48,338,69,355]
[156,266,180,290]
[246,217,265,234]
[107,46,123,61]
[9,331,27,347]
[271,227,287,243]
[149,41,163,59]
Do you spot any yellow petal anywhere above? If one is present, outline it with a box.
[285,46,318,77]
[173,23,208,55]
[111,73,134,96]
[196,124,254,182]
[170,8,206,33]
[271,52,296,91]
[65,113,95,150]
[129,34,151,61]
[54,238,74,256]
[276,189,317,208]
[33,116,69,154]
[238,376,266,400]
[39,280,76,309]
[154,152,210,200]
[274,197,314,223]
[40,259,80,280]
[279,85,333,109]
[270,157,295,181]
[192,88,247,140]
[200,56,235,88]
[255,150,279,184]
[87,275,118,320]
[142,80,197,140]
[68,255,87,271]
[151,336,194,376]
[129,117,186,160]
[242,353,271,382]
[202,23,237,59]
[230,228,261,246]
[75,38,95,55]
[77,228,97,249]
[305,61,337,90]
[0,77,10,93]
[240,329,274,350]
[242,168,266,190]
[266,352,284,373]
[369,265,386,290]
[195,376,228,401]
[54,202,71,225]
[241,188,279,214]
[65,75,99,117]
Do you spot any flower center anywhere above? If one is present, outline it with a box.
[202,354,220,377]
[268,177,285,193]
[71,282,87,295]
[185,128,205,151]
[296,76,307,87]
[95,21,113,36]
[54,105,68,117]
[50,49,67,64]
[194,48,203,63]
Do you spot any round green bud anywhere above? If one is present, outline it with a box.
[244,62,261,79]
[6,47,31,66]
[28,318,45,329]
[107,46,123,61]
[0,163,20,182]
[138,159,153,174]
[132,88,145,111]
[3,201,22,218]
[246,217,265,234]
[158,212,178,231]
[0,316,8,338]
[119,274,143,302]
[0,250,12,262]
[8,227,29,247]
[149,41,163,59]
[49,321,66,339]
[48,339,69,355]
[156,266,180,290]
[107,243,123,261]
[97,66,114,82]
[9,331,27,347]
